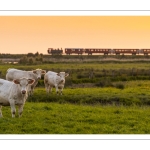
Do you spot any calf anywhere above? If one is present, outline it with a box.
[44,71,69,95]
[6,68,46,96]
[0,78,35,118]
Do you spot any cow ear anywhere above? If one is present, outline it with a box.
[13,79,20,84]
[33,70,37,74]
[28,79,35,85]
[65,73,69,77]
[57,73,60,76]
[42,70,46,74]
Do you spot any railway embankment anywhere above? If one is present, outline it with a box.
[1,55,150,64]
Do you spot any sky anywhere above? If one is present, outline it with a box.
[1,16,150,54]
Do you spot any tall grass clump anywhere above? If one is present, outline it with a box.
[113,82,125,89]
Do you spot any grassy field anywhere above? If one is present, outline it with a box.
[1,63,150,134]
[0,80,150,134]
[28,80,150,106]
[1,102,150,134]
[1,61,150,74]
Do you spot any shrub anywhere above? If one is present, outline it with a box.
[95,79,113,87]
[114,82,125,89]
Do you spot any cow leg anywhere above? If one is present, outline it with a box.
[49,86,52,94]
[0,105,3,118]
[60,88,63,95]
[55,86,59,95]
[47,85,52,94]
[45,83,50,94]
[10,101,16,118]
[18,104,24,118]
[28,90,33,96]
[27,85,32,96]
[28,91,31,96]
[31,87,34,96]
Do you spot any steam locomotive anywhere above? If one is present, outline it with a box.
[47,48,150,55]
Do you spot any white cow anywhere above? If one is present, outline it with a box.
[6,68,46,96]
[0,78,35,118]
[44,71,69,95]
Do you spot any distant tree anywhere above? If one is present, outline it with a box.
[27,53,34,57]
[28,57,34,64]
[35,52,39,56]
[19,56,28,64]
[35,55,43,62]
[40,53,43,56]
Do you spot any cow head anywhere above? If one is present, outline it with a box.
[57,72,69,83]
[33,69,46,80]
[13,78,35,95]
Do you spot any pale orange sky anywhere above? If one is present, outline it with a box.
[1,16,150,54]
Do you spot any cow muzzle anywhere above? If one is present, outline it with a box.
[60,79,64,83]
[22,90,26,94]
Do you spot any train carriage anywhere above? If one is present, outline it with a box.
[113,49,139,55]
[65,48,84,55]
[142,49,150,55]
[85,48,112,55]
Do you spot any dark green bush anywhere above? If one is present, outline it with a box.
[114,82,125,89]
[95,79,113,87]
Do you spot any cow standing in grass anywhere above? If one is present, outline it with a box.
[6,68,46,96]
[0,78,35,118]
[44,71,69,95]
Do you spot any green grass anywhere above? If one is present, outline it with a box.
[1,102,150,134]
[0,80,150,134]
[28,80,150,106]
[1,62,150,75]
[1,63,150,134]
[1,62,150,86]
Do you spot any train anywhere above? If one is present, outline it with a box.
[47,48,63,55]
[47,48,150,55]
